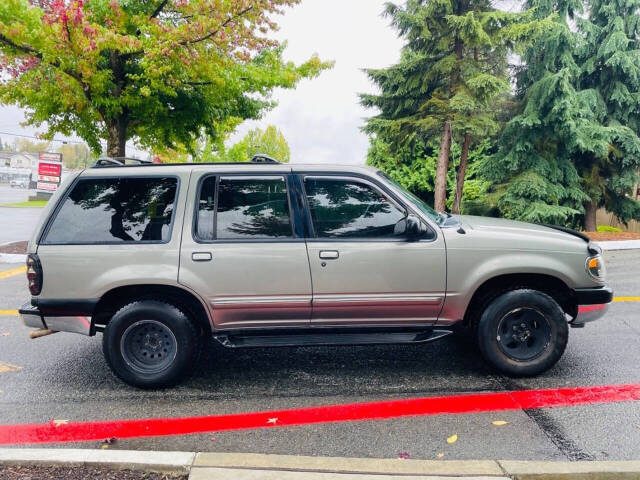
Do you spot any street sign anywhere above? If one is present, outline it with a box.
[36,152,62,194]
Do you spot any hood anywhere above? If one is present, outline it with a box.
[453,215,589,250]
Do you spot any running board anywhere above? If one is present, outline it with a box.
[214,328,452,349]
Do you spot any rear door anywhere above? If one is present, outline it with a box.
[179,170,313,329]
[300,174,447,326]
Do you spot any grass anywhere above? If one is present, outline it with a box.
[0,200,48,208]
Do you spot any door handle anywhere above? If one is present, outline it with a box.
[319,250,339,260]
[192,252,212,262]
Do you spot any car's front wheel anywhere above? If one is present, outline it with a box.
[103,300,201,388]
[476,289,568,377]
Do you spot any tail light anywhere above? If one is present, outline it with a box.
[26,254,43,296]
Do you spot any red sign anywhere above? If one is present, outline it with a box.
[36,182,58,192]
[38,162,62,177]
[37,152,63,194]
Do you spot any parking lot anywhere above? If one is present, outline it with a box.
[0,186,639,461]
[0,186,43,244]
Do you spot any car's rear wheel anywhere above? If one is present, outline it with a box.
[476,289,568,376]
[103,300,201,388]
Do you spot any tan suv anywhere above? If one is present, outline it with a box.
[20,157,613,387]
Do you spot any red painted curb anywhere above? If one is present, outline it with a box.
[1,383,639,445]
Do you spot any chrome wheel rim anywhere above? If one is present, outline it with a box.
[120,320,177,374]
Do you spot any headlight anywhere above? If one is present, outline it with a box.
[586,255,605,281]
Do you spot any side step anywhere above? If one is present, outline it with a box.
[214,328,453,349]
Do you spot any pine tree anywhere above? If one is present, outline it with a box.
[483,0,612,226]
[361,0,543,212]
[577,0,640,229]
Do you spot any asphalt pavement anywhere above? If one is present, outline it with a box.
[0,249,638,460]
[0,186,43,244]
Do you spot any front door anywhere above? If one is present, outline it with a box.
[301,175,446,326]
[179,171,312,329]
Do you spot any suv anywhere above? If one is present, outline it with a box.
[10,179,28,188]
[20,158,613,387]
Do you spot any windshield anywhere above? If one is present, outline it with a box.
[377,171,442,223]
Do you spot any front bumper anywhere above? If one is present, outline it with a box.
[571,286,613,326]
[19,301,92,336]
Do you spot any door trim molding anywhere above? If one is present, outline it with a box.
[313,293,443,306]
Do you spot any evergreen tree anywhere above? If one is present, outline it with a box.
[577,0,640,229]
[361,0,543,212]
[483,0,612,227]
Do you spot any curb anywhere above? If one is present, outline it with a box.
[0,253,26,264]
[2,450,640,479]
[596,240,640,251]
[0,448,195,474]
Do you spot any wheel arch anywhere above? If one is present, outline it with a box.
[92,284,212,335]
[462,273,576,328]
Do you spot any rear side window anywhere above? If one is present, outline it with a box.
[43,177,178,244]
[195,176,293,240]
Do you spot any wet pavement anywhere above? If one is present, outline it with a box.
[0,186,43,245]
[0,250,638,460]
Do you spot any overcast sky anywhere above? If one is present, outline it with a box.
[0,0,403,164]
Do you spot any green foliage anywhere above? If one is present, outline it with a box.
[482,0,615,227]
[576,0,640,223]
[597,225,622,232]
[243,125,290,163]
[57,142,94,169]
[361,0,546,211]
[0,0,332,156]
[366,136,438,204]
[367,135,493,209]
[197,124,290,163]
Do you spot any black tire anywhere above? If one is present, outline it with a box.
[476,289,568,377]
[103,300,201,388]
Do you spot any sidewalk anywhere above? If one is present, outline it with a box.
[2,449,640,479]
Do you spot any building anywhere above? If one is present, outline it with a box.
[8,153,39,169]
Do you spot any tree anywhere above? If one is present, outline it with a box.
[243,125,290,162]
[10,137,51,153]
[577,0,640,229]
[366,134,492,212]
[198,124,290,163]
[0,0,331,157]
[361,0,545,212]
[484,0,640,229]
[57,142,93,169]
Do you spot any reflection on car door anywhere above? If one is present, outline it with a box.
[302,175,446,326]
[179,172,313,329]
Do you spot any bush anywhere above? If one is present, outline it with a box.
[596,225,622,233]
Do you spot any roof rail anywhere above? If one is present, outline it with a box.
[93,157,152,168]
[250,153,280,164]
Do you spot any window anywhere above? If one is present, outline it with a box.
[304,177,407,239]
[44,177,178,244]
[196,176,293,240]
[196,176,216,240]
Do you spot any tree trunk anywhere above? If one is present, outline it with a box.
[434,122,452,212]
[584,200,598,231]
[452,133,471,215]
[106,119,127,158]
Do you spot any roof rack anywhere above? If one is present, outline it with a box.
[250,153,280,164]
[93,157,152,168]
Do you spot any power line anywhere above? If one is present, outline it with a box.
[0,131,148,156]
[0,131,84,144]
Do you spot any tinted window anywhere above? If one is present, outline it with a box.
[199,176,292,240]
[304,178,406,238]
[44,177,177,244]
[196,176,216,240]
